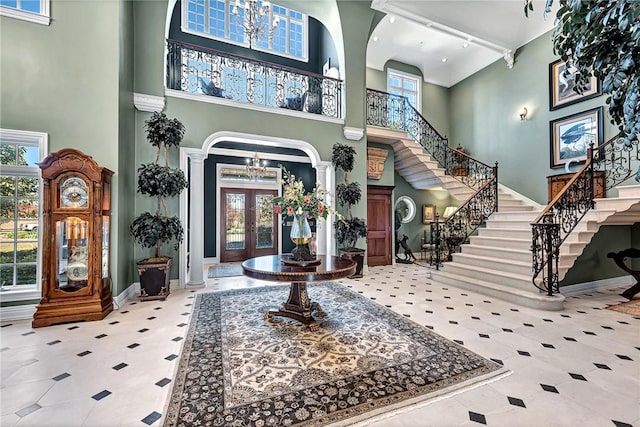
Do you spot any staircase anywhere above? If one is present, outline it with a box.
[367,126,640,311]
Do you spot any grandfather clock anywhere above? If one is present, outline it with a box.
[33,149,114,328]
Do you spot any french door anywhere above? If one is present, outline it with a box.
[220,188,278,262]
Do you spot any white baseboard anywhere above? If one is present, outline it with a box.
[0,304,37,322]
[112,282,139,310]
[561,275,634,296]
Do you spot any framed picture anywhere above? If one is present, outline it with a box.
[422,205,436,224]
[549,59,601,110]
[550,107,603,168]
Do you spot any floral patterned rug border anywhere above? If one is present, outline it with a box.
[164,282,504,427]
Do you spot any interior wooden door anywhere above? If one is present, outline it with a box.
[367,186,393,266]
[220,188,278,262]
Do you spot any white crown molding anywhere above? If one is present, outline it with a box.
[134,93,165,112]
[343,127,364,141]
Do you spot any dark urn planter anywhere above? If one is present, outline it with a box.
[340,248,365,279]
[137,256,172,301]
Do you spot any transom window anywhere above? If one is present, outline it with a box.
[387,69,421,113]
[0,129,47,301]
[0,0,50,25]
[182,0,308,62]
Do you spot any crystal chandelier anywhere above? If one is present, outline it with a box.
[233,0,280,48]
[246,153,267,181]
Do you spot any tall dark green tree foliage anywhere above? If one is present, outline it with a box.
[526,0,639,144]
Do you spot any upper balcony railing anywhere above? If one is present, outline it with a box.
[166,39,343,119]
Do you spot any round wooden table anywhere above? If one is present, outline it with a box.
[242,255,356,330]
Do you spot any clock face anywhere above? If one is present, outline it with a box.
[60,177,89,208]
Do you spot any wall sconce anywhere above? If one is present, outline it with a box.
[519,107,528,121]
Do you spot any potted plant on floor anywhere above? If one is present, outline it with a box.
[130,112,188,300]
[332,143,367,278]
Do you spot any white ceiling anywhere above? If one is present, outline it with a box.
[367,0,557,87]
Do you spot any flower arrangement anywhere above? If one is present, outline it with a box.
[267,167,337,220]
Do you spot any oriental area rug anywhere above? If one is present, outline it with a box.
[164,282,505,427]
[607,299,640,316]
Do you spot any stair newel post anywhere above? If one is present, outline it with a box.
[493,162,499,213]
[587,143,595,208]
[542,212,559,296]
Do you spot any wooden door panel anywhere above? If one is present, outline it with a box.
[367,186,392,266]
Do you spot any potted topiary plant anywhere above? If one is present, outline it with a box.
[332,143,367,278]
[130,112,188,301]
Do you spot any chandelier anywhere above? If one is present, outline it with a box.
[233,0,280,48]
[246,152,267,181]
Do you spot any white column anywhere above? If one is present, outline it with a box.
[315,161,334,256]
[186,152,206,287]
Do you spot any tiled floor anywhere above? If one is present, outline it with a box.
[1,264,639,426]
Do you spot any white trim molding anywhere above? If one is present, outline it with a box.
[0,304,37,322]
[134,93,165,112]
[343,127,364,141]
[0,4,50,25]
[561,275,634,297]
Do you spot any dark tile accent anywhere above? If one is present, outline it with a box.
[471,316,480,320]
[47,340,61,345]
[612,421,634,427]
[172,336,184,342]
[564,337,577,342]
[594,363,611,370]
[502,328,513,333]
[491,312,501,316]
[446,306,454,310]
[165,354,178,361]
[403,314,411,318]
[540,384,559,393]
[490,358,503,365]
[147,316,157,320]
[583,331,597,336]
[177,323,188,327]
[479,334,490,339]
[155,378,171,387]
[561,314,571,318]
[465,303,474,307]
[616,354,632,361]
[507,396,526,408]
[52,372,71,381]
[543,318,553,322]
[67,325,79,330]
[444,296,451,299]
[142,412,162,425]
[405,302,413,305]
[138,328,149,333]
[483,300,492,304]
[112,363,128,371]
[425,325,434,330]
[1,323,12,327]
[518,350,531,357]
[77,350,92,357]
[577,310,587,314]
[468,411,486,424]
[601,325,614,330]
[510,308,520,312]
[425,310,433,314]
[181,312,190,316]
[21,331,35,336]
[618,321,630,325]
[128,343,140,349]
[120,310,129,314]
[449,320,458,325]
[569,373,587,381]
[95,334,107,339]
[109,321,120,325]
[542,343,555,349]
[154,307,163,310]
[523,323,534,327]
[92,390,112,400]
[16,403,41,417]
[454,340,464,345]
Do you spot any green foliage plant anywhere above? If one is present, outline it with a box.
[526,0,639,144]
[130,112,188,258]
[332,143,368,250]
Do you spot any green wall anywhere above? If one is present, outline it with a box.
[448,31,616,204]
[0,0,132,299]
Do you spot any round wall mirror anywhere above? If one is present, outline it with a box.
[395,196,416,223]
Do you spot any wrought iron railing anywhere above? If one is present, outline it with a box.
[366,88,499,261]
[366,88,495,190]
[167,39,342,118]
[531,134,640,295]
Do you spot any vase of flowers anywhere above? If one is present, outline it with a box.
[265,167,337,262]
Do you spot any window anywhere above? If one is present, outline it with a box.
[182,0,308,62]
[0,129,47,301]
[0,0,50,25]
[387,69,421,112]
